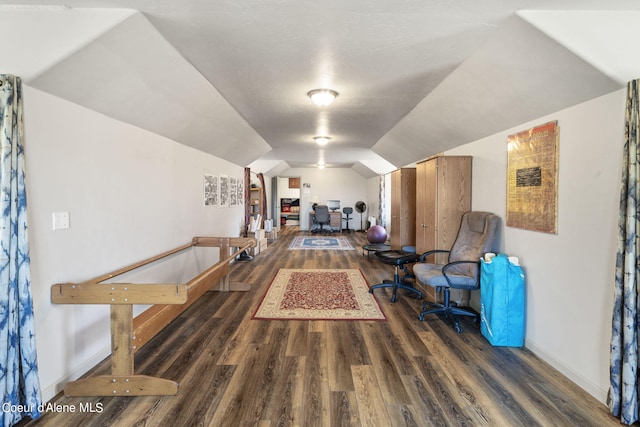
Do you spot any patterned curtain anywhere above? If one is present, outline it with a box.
[378,174,386,228]
[609,79,640,425]
[0,75,42,426]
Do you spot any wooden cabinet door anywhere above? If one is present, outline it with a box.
[390,170,401,249]
[288,177,300,188]
[436,157,472,253]
[416,156,472,305]
[416,160,437,259]
[401,169,417,249]
[390,168,416,250]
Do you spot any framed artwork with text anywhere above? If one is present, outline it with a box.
[506,120,559,234]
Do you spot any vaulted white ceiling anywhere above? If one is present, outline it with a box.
[2,1,639,177]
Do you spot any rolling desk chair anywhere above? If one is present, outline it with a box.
[413,211,500,332]
[342,207,353,232]
[312,205,331,233]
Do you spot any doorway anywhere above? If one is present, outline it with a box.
[274,176,301,229]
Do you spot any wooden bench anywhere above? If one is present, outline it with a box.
[50,236,255,397]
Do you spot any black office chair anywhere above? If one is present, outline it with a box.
[342,207,353,232]
[312,205,331,233]
[413,211,500,332]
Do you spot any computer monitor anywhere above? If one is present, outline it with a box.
[327,200,340,211]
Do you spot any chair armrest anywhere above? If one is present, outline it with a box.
[442,260,481,289]
[419,249,450,262]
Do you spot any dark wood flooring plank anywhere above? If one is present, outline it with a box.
[345,321,372,366]
[209,330,288,426]
[219,314,273,366]
[365,321,415,376]
[385,295,432,358]
[330,390,359,427]
[360,322,411,405]
[328,321,370,392]
[264,355,301,426]
[301,331,330,427]
[410,355,477,427]
[419,322,543,426]
[157,364,236,427]
[285,320,309,357]
[351,365,393,427]
[500,345,617,424]
[398,372,451,427]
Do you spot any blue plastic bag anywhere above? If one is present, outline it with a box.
[480,253,525,347]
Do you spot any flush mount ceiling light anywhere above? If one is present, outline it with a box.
[307,89,338,106]
[313,136,331,146]
[317,162,326,169]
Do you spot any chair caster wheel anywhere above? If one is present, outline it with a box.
[391,296,397,303]
[419,314,425,321]
[454,324,462,333]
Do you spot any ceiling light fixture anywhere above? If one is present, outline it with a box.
[313,136,331,146]
[307,89,338,106]
[317,162,326,169]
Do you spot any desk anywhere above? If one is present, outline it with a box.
[309,211,342,232]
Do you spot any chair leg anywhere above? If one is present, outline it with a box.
[418,299,448,320]
[370,265,422,303]
[418,288,477,333]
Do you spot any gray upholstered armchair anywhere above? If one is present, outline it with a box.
[413,211,500,332]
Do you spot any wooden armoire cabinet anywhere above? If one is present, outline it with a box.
[390,168,416,250]
[415,156,472,304]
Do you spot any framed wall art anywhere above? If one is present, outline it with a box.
[204,174,218,206]
[229,177,238,207]
[237,179,244,205]
[506,120,559,234]
[219,175,229,207]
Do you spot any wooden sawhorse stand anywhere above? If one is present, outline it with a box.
[51,236,255,396]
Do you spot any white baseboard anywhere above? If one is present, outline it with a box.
[41,346,111,402]
[525,339,607,404]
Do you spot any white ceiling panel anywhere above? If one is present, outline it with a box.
[373,14,623,166]
[26,11,271,167]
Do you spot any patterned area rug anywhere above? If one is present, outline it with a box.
[253,269,386,320]
[288,236,354,250]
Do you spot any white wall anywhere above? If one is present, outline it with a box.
[283,168,369,230]
[277,176,301,200]
[24,87,245,400]
[445,89,625,402]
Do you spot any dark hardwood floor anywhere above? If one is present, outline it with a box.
[23,227,622,426]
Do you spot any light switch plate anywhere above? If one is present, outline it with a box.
[52,212,69,230]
